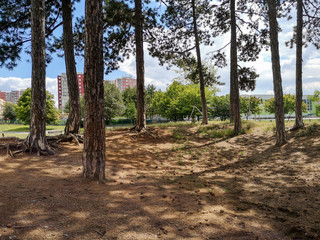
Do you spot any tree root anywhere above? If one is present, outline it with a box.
[1,133,84,158]
[47,133,83,145]
[130,128,161,140]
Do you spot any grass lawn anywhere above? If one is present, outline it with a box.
[0,124,66,139]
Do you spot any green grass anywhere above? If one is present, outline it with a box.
[0,124,65,132]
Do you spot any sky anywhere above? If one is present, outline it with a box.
[0,1,319,107]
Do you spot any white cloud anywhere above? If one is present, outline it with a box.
[0,77,58,107]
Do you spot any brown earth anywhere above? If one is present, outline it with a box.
[0,122,319,240]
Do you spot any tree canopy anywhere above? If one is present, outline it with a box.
[16,88,59,125]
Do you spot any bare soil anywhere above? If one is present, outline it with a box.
[0,123,319,240]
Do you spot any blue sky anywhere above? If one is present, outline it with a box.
[0,1,319,106]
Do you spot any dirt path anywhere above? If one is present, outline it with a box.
[0,125,319,240]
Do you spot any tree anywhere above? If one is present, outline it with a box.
[239,96,262,119]
[146,84,157,119]
[62,0,81,135]
[293,0,304,129]
[25,0,53,155]
[16,89,59,125]
[82,0,105,181]
[104,82,124,124]
[264,94,307,119]
[230,0,241,134]
[266,0,286,146]
[149,0,220,125]
[209,95,230,121]
[133,0,146,132]
[152,81,215,121]
[3,102,17,121]
[284,0,320,129]
[0,0,62,68]
[210,0,262,133]
[124,102,137,121]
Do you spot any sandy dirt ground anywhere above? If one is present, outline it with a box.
[0,123,319,240]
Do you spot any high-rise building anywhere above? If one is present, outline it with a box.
[5,90,25,104]
[0,99,4,117]
[57,73,84,111]
[114,77,136,92]
[0,91,6,101]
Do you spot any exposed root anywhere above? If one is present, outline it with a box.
[47,133,83,145]
[130,128,161,140]
[1,133,83,158]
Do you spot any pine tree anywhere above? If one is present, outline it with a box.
[266,0,286,146]
[26,0,53,155]
[62,0,81,135]
[82,0,106,180]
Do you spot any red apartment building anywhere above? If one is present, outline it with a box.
[0,91,6,101]
[114,77,136,92]
[57,73,84,111]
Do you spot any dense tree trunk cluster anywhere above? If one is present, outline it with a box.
[2,0,320,177]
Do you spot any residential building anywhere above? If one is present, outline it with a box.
[5,90,26,104]
[114,77,136,92]
[57,73,84,111]
[0,99,4,117]
[0,91,6,101]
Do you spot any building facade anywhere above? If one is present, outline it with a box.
[114,77,136,92]
[0,91,6,101]
[57,73,84,111]
[0,99,4,117]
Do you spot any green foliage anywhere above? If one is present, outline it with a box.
[172,127,187,141]
[174,58,222,88]
[197,125,234,138]
[104,82,124,123]
[16,88,59,125]
[3,102,17,121]
[122,86,137,106]
[311,90,320,102]
[311,90,320,117]
[316,105,320,117]
[122,86,137,120]
[152,81,215,121]
[146,84,157,119]
[124,102,137,120]
[240,96,262,117]
[209,95,230,121]
[264,94,307,116]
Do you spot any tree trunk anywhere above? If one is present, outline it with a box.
[267,0,287,146]
[191,0,208,125]
[230,0,241,134]
[134,0,146,131]
[62,0,81,135]
[294,0,304,129]
[26,0,53,155]
[82,0,106,181]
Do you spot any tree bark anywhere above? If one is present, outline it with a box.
[267,0,287,146]
[191,0,208,125]
[26,0,53,155]
[62,0,81,135]
[230,0,241,134]
[134,0,146,131]
[294,0,304,129]
[82,0,106,181]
